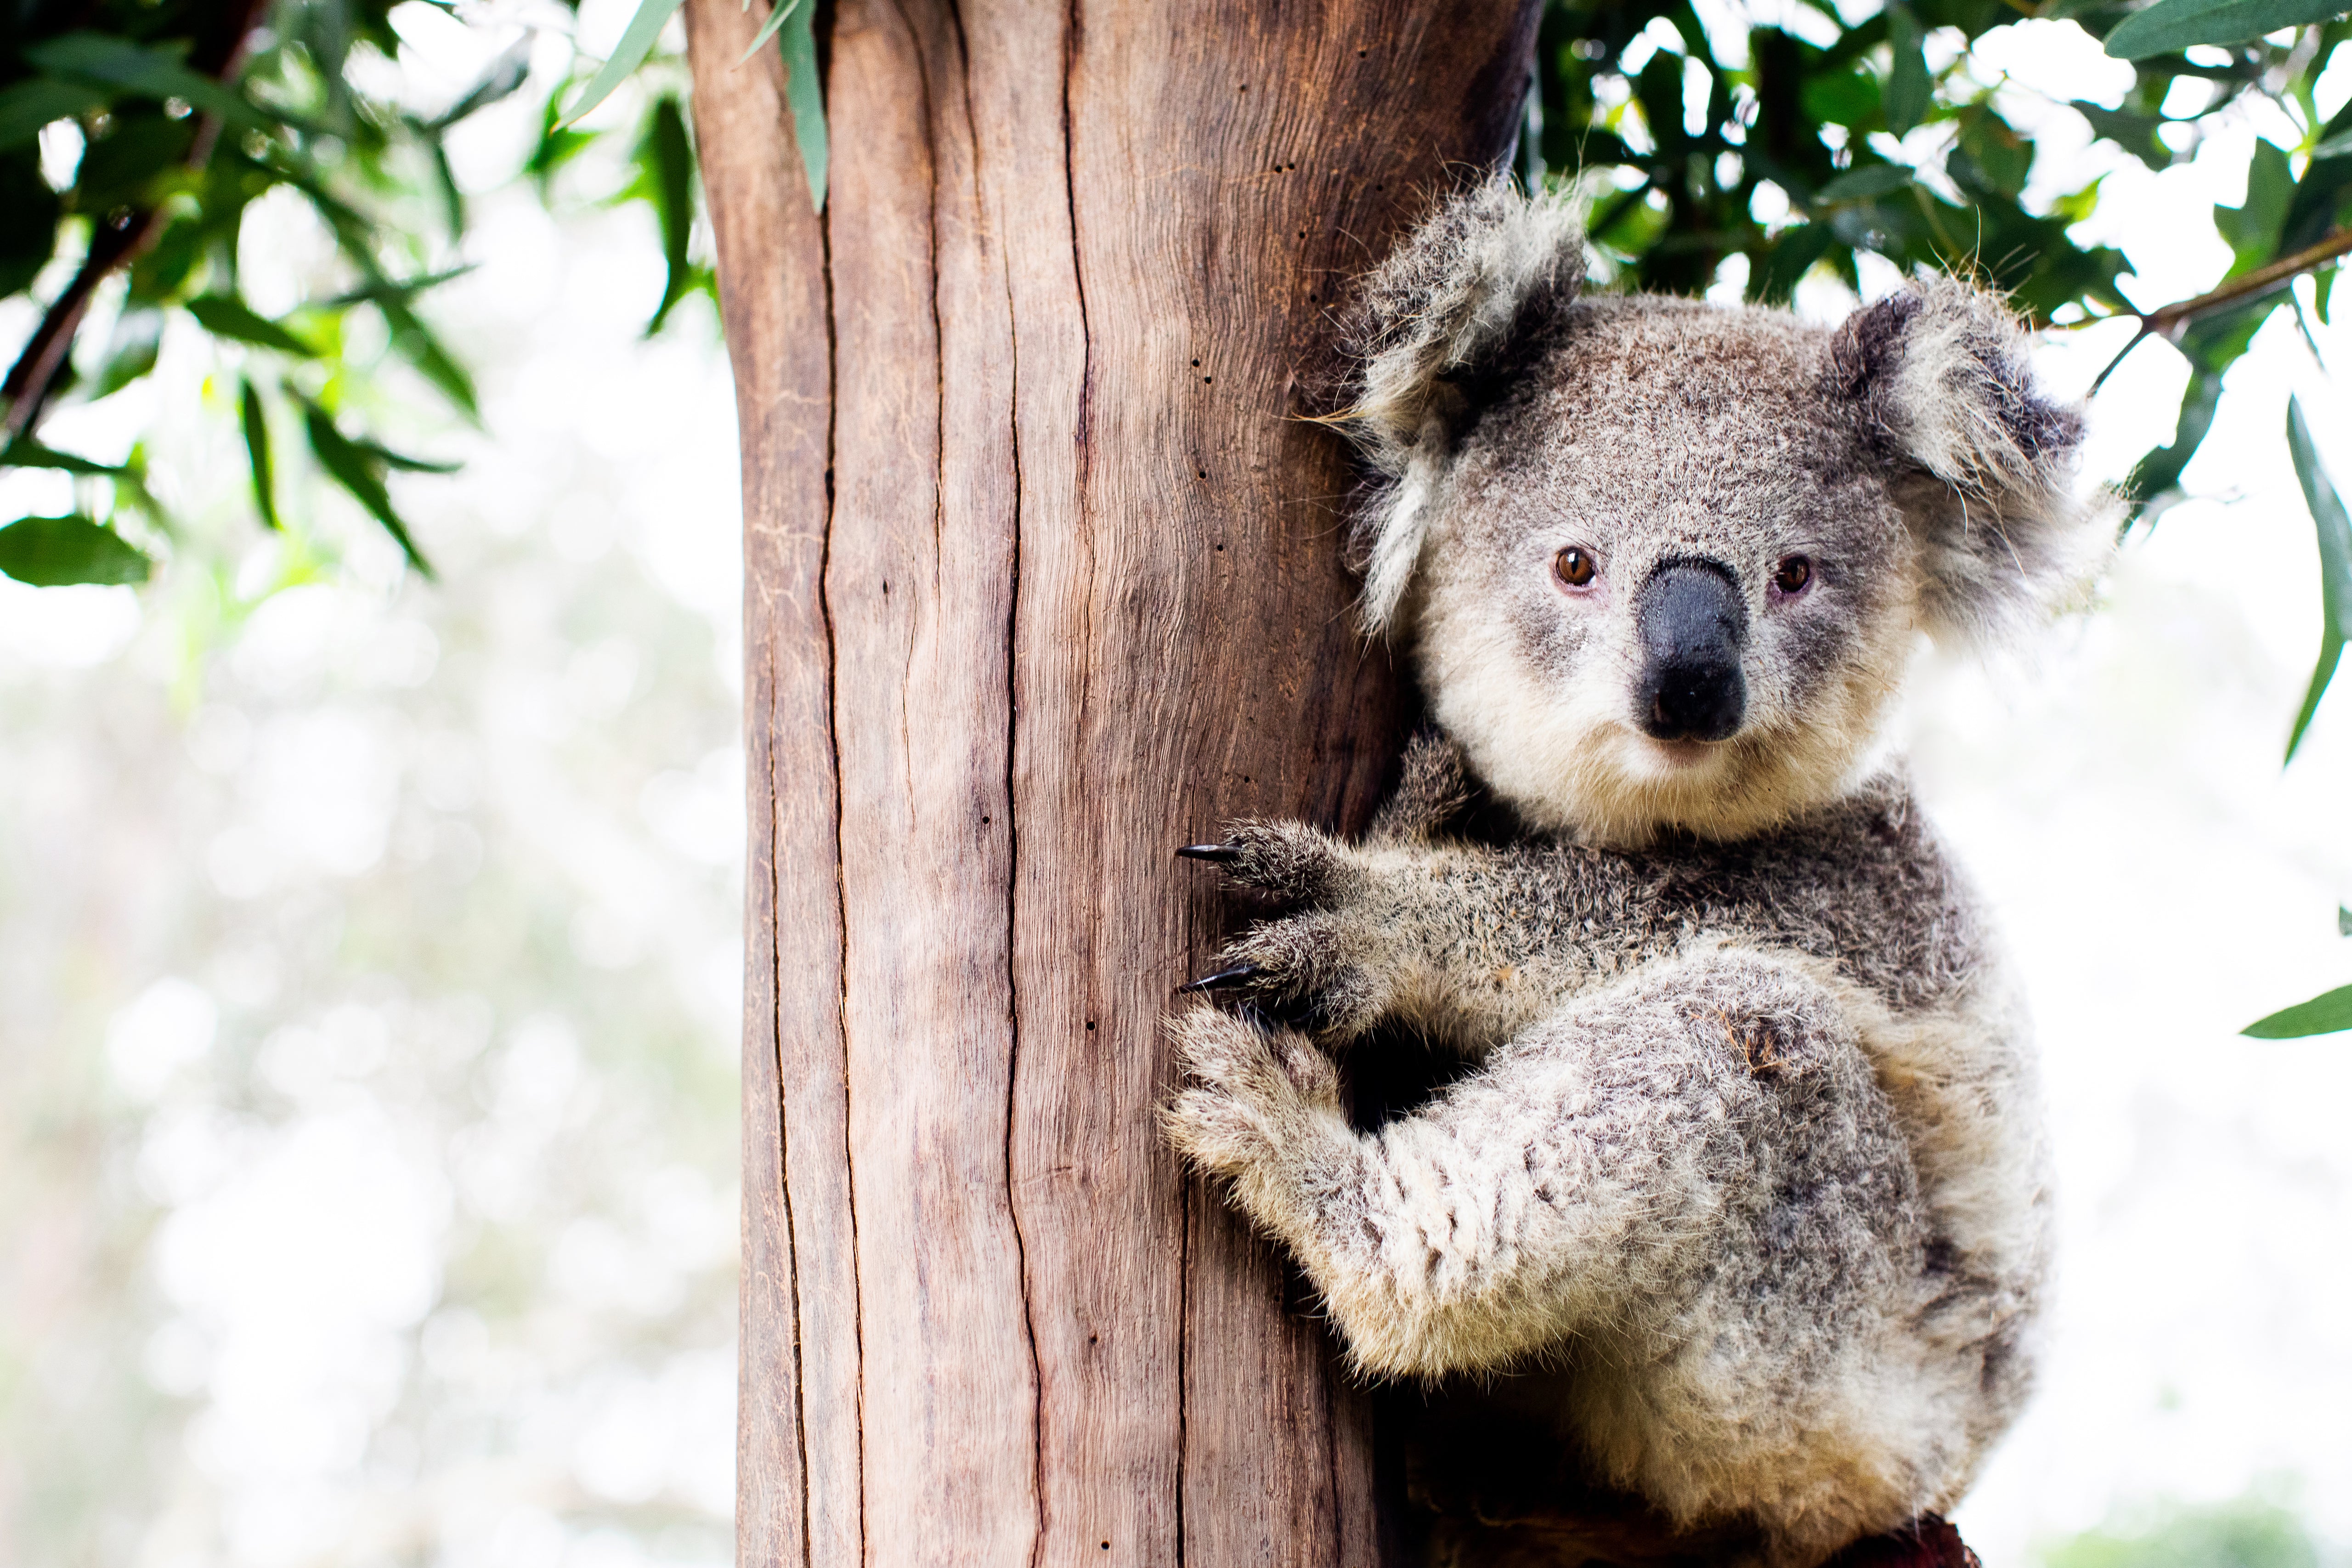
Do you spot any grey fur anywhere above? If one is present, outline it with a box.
[1166,185,2097,1564]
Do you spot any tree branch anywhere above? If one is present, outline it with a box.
[0,0,275,442]
[2140,226,2352,338]
[2081,227,2350,395]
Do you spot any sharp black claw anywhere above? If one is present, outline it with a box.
[1176,843,1240,862]
[1180,963,1260,993]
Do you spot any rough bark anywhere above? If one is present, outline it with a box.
[685,2,1540,1562]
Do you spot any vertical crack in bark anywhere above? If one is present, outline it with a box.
[939,0,1050,1555]
[771,635,811,1568]
[813,153,867,1568]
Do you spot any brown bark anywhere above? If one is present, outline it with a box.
[684,1,1539,1562]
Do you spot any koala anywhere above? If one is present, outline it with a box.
[1164,182,2109,1566]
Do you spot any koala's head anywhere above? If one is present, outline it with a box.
[1340,181,2109,846]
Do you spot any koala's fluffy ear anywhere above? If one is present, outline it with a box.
[1340,180,1586,632]
[1831,277,2115,643]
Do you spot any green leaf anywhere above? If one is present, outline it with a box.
[560,0,689,127]
[2242,981,2352,1037]
[2338,903,2351,936]
[420,40,532,133]
[378,299,479,420]
[25,32,276,131]
[186,294,321,356]
[1802,68,1882,130]
[2213,137,2295,273]
[2104,0,2349,58]
[0,437,130,477]
[776,0,828,211]
[2284,395,2352,761]
[1954,113,2034,200]
[738,0,808,62]
[73,112,200,214]
[298,401,435,576]
[1884,2,1932,139]
[88,308,164,400]
[2073,99,2173,170]
[0,78,108,148]
[320,266,476,310]
[0,151,61,299]
[1817,163,1915,202]
[241,379,278,530]
[347,435,460,475]
[527,88,598,193]
[1751,222,1838,302]
[634,95,698,333]
[2281,97,2352,253]
[0,514,153,586]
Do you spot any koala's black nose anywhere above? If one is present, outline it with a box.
[1635,561,1747,743]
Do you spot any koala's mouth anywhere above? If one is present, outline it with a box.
[1640,736,1724,771]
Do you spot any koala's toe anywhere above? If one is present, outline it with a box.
[1161,1086,1271,1172]
[1189,820,1359,904]
[1168,1006,1268,1086]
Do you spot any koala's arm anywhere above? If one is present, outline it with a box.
[1166,947,1869,1379]
[1185,740,1662,1052]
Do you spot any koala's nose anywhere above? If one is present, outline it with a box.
[1635,560,1747,743]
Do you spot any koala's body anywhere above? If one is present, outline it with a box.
[1165,185,2106,1565]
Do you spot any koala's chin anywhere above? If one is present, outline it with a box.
[1167,178,2112,1568]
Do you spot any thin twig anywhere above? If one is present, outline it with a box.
[2080,226,2352,394]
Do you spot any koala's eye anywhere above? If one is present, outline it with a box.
[1772,555,1814,597]
[1554,546,1597,589]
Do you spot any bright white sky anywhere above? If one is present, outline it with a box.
[3,6,2350,1563]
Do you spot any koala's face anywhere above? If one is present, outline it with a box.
[1345,187,2102,846]
[1412,298,1923,844]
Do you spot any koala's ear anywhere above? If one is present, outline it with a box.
[1830,277,2115,643]
[1339,179,1586,632]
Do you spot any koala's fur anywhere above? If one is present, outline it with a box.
[1165,183,2109,1565]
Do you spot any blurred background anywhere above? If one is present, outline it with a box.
[2,3,2350,1566]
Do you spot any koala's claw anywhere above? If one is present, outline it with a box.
[1179,962,1261,993]
[1178,820,1361,905]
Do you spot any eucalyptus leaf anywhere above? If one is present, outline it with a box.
[88,308,163,400]
[0,79,109,148]
[2242,981,2352,1037]
[320,266,476,309]
[636,95,698,333]
[1816,163,1914,202]
[1884,3,1931,139]
[241,378,278,530]
[737,0,807,63]
[421,39,531,133]
[2284,396,2352,762]
[560,0,688,127]
[25,31,276,130]
[186,294,320,356]
[776,0,827,211]
[299,401,435,576]
[0,437,130,476]
[2103,0,2350,59]
[0,514,152,586]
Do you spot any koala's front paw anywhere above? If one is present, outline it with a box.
[1177,820,1401,1036]
[1177,819,1363,906]
[1163,1007,1343,1184]
[1183,910,1395,1037]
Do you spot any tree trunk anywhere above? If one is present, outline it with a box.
[684,4,1540,1562]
